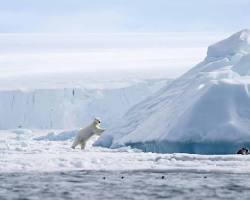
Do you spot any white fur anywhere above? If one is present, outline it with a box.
[71,118,105,149]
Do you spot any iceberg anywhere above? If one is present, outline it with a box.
[96,29,250,154]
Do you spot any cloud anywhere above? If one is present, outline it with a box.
[0,32,226,78]
[0,0,249,33]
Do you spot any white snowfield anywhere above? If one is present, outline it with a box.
[96,29,250,154]
[1,129,250,173]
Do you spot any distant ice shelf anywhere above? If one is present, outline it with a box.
[0,79,168,129]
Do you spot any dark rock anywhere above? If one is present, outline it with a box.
[236,147,249,155]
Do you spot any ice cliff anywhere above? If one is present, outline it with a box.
[0,79,166,129]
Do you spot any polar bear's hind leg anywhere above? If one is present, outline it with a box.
[71,139,79,149]
[80,141,86,150]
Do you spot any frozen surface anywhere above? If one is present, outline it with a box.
[1,129,250,173]
[96,30,250,154]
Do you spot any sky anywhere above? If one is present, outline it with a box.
[0,0,249,33]
[0,0,249,81]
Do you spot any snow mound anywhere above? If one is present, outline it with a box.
[34,130,78,141]
[207,29,250,58]
[96,29,250,154]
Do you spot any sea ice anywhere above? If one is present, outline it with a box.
[1,130,250,173]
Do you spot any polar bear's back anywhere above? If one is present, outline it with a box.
[77,125,95,141]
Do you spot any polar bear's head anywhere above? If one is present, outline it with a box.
[93,118,101,125]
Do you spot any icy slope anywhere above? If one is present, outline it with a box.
[96,29,250,154]
[0,79,167,129]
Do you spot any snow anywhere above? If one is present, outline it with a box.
[96,29,250,154]
[1,129,250,173]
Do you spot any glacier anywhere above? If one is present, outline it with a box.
[96,29,250,154]
[0,78,167,129]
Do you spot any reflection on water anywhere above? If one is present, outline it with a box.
[1,171,250,200]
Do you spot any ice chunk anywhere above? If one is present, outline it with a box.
[207,29,250,58]
[232,54,250,76]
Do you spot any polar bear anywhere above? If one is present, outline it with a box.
[71,118,105,149]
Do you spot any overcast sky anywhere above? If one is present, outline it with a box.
[0,0,249,33]
[0,0,249,80]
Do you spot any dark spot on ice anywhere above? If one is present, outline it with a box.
[204,176,207,179]
[62,191,69,195]
[102,177,106,180]
[161,176,165,179]
[121,176,124,179]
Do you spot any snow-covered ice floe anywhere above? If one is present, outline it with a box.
[1,129,250,173]
[96,29,250,154]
